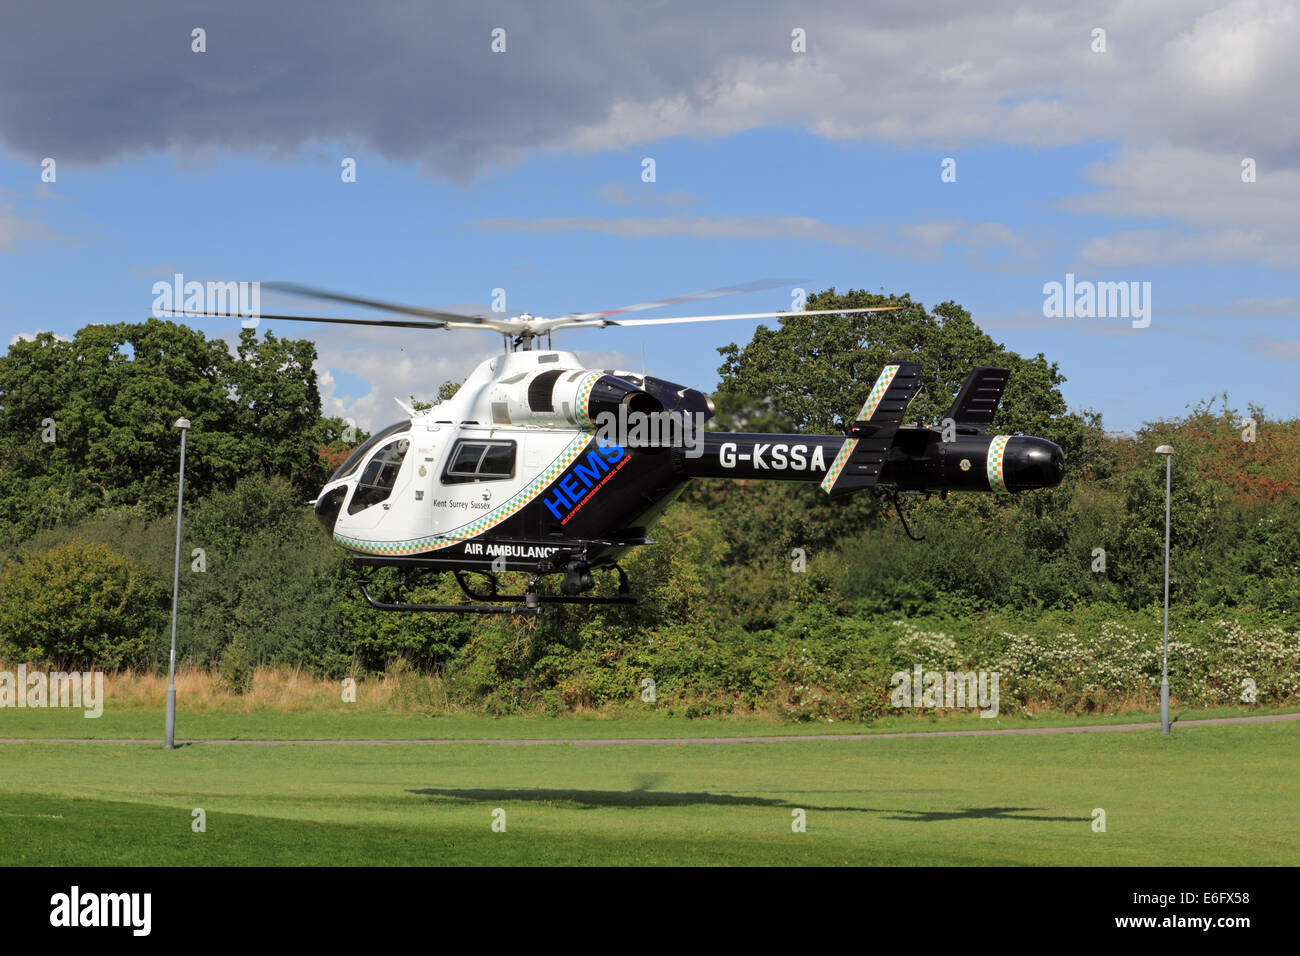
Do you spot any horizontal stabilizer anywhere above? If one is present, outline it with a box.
[821,362,922,496]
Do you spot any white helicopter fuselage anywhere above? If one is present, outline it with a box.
[314,349,672,563]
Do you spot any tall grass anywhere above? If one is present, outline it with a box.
[3,655,1286,723]
[0,660,459,715]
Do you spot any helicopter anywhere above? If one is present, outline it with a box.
[165,281,1065,614]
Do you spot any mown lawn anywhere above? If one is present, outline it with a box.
[1,719,1295,865]
[3,701,1295,740]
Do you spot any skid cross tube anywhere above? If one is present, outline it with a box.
[359,583,544,614]
[354,560,635,614]
[453,567,635,605]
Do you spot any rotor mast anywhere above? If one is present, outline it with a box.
[513,314,537,351]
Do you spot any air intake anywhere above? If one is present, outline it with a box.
[527,370,564,412]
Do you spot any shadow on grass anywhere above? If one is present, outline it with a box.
[887,806,1085,823]
[407,787,1087,822]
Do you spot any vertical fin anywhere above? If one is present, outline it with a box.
[943,367,1009,432]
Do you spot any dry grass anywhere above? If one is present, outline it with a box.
[1020,691,1160,717]
[0,660,1219,722]
[3,660,460,715]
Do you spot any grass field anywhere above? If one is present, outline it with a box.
[2,715,1296,865]
[4,694,1296,740]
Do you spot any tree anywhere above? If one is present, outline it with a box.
[0,320,345,541]
[1113,443,1225,609]
[178,475,352,670]
[714,290,1093,455]
[225,327,333,493]
[0,540,164,668]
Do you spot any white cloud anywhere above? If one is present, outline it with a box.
[594,183,700,209]
[306,324,637,432]
[1250,335,1300,359]
[977,308,1212,339]
[558,1,1298,162]
[8,1,1298,180]
[478,214,1052,271]
[0,202,57,252]
[3,0,1297,282]
[1179,297,1300,318]
[1076,227,1282,269]
[9,329,71,346]
[1066,145,1300,267]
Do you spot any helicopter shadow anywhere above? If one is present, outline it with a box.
[406,784,1087,823]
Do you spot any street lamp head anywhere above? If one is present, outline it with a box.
[1154,444,1173,456]
[175,417,191,430]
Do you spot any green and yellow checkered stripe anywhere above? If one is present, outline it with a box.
[820,364,899,493]
[574,372,602,428]
[336,433,593,556]
[986,434,1011,493]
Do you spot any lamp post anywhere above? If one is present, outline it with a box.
[165,417,191,750]
[1154,444,1173,735]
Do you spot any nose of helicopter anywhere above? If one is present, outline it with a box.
[1001,437,1065,491]
[314,486,348,534]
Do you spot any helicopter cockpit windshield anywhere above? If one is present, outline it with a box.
[328,420,409,483]
[348,438,410,514]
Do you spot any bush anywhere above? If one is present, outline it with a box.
[178,476,353,671]
[219,638,256,695]
[0,540,165,668]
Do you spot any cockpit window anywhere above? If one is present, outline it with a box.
[442,440,516,484]
[448,442,485,475]
[329,421,409,483]
[347,438,410,514]
[479,443,515,476]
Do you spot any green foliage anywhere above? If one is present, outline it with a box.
[177,476,352,672]
[338,571,475,674]
[713,289,1093,461]
[0,320,336,544]
[1112,447,1225,609]
[1,302,1297,721]
[219,638,256,695]
[0,540,165,668]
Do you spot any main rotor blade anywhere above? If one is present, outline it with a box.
[264,281,492,325]
[559,305,900,329]
[558,278,806,321]
[157,309,449,331]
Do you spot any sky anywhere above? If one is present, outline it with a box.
[0,0,1297,435]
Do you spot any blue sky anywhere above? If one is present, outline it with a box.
[1,1,1296,434]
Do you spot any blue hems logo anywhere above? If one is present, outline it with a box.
[542,442,629,524]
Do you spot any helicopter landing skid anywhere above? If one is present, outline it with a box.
[354,561,635,615]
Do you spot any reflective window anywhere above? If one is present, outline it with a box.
[347,438,410,514]
[329,421,409,483]
[479,443,515,477]
[448,442,485,475]
[442,440,516,483]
